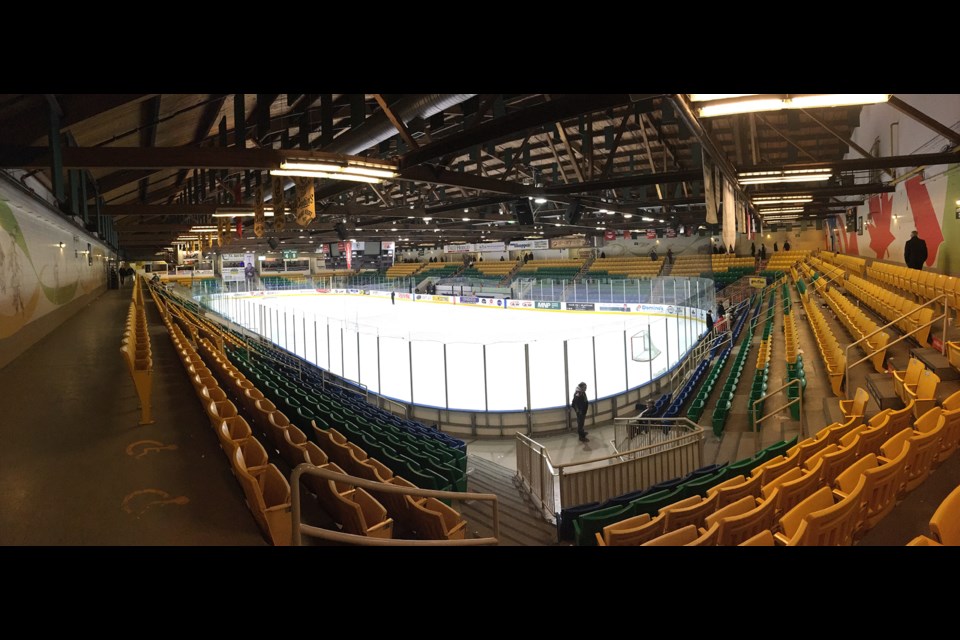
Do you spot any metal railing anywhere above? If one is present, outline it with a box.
[515,433,559,519]
[516,421,704,512]
[290,464,499,546]
[751,377,804,453]
[842,293,947,400]
[612,416,704,459]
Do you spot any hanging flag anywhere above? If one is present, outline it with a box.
[236,219,243,239]
[253,187,265,238]
[272,177,286,231]
[722,178,736,252]
[294,177,316,227]
[703,155,718,225]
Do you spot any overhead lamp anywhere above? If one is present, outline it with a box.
[759,207,804,214]
[58,242,64,248]
[752,196,813,205]
[534,197,547,204]
[696,94,891,118]
[462,217,470,222]
[658,219,664,223]
[423,217,432,223]
[623,213,633,219]
[598,209,608,214]
[273,160,398,181]
[739,168,833,185]
[641,216,655,222]
[688,94,757,102]
[464,208,469,213]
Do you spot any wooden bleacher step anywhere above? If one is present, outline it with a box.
[910,347,960,381]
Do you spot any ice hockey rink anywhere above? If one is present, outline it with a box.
[207,292,707,412]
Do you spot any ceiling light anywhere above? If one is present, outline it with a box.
[759,207,804,214]
[423,217,432,223]
[658,219,664,223]
[277,160,398,179]
[464,208,469,213]
[697,94,891,118]
[752,196,813,205]
[641,216,654,222]
[462,217,470,222]
[688,94,757,102]
[212,207,275,218]
[535,197,547,204]
[739,168,833,185]
[598,209,608,214]
[623,213,633,218]
[555,223,561,227]
[391,228,397,232]
[271,169,383,183]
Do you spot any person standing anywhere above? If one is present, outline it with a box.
[783,239,791,251]
[750,242,756,257]
[773,242,779,252]
[667,248,674,264]
[118,264,127,287]
[571,382,590,442]
[706,311,714,333]
[904,230,928,270]
[759,244,767,261]
[391,290,396,305]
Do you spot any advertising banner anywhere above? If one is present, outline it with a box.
[550,237,588,249]
[566,302,596,311]
[535,301,562,310]
[444,243,474,253]
[599,304,632,312]
[646,229,657,239]
[507,239,550,251]
[666,228,677,238]
[476,241,506,252]
[507,300,535,308]
[458,296,480,304]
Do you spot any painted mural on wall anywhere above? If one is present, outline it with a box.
[0,196,108,339]
[824,166,959,275]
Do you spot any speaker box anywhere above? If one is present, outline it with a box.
[515,200,534,226]
[267,237,279,250]
[565,200,583,225]
[334,221,348,240]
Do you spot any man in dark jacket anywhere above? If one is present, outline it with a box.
[571,382,589,442]
[904,230,928,270]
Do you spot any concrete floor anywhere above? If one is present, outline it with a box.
[0,287,264,545]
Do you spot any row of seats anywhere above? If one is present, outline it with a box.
[820,282,890,374]
[747,290,777,430]
[593,388,960,545]
[817,251,866,277]
[712,294,766,435]
[166,299,471,543]
[687,296,755,424]
[122,276,153,424]
[843,273,937,348]
[573,438,796,546]
[385,263,424,278]
[163,309,293,545]
[764,250,811,273]
[867,261,960,315]
[798,272,846,397]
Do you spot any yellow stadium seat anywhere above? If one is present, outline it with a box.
[929,485,960,545]
[775,477,864,546]
[641,525,700,546]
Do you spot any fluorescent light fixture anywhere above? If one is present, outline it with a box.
[535,197,547,204]
[658,219,664,223]
[641,216,655,222]
[270,169,382,183]
[739,168,833,185]
[759,207,804,214]
[462,217,470,222]
[698,94,891,118]
[688,94,757,103]
[278,160,397,179]
[752,196,813,205]
[279,162,343,173]
[598,209,608,214]
[423,217,432,223]
[623,213,633,218]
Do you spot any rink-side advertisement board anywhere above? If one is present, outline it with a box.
[507,300,535,309]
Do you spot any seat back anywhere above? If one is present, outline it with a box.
[903,422,944,493]
[820,441,860,487]
[738,530,775,546]
[790,476,864,546]
[929,485,960,545]
[709,472,764,508]
[661,493,719,532]
[777,458,825,516]
[685,522,719,546]
[715,489,780,546]
[604,513,665,546]
[860,446,910,531]
[641,525,699,546]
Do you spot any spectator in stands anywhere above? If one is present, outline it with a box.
[244,262,255,288]
[759,244,767,261]
[904,230,928,270]
[500,255,505,261]
[478,255,483,262]
[729,244,734,254]
[773,242,779,252]
[649,248,658,261]
[717,300,726,320]
[600,251,606,259]
[783,239,791,251]
[751,242,756,257]
[666,247,673,264]
[571,382,590,442]
[706,311,714,333]
[150,273,161,284]
[118,264,127,287]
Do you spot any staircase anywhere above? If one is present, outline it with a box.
[572,254,596,283]
[459,455,560,546]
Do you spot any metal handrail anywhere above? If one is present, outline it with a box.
[515,432,560,472]
[751,377,804,452]
[557,418,702,471]
[842,293,947,399]
[289,464,499,546]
